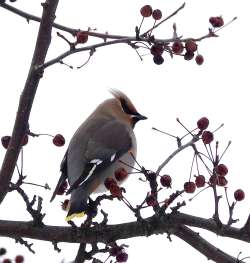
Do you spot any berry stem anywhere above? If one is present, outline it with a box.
[141,2,186,37]
[218,141,232,163]
[176,118,194,137]
[28,131,54,138]
[209,144,215,163]
[138,17,144,32]
[180,127,198,140]
[212,123,224,133]
[148,20,156,37]
[204,144,213,162]
[189,185,210,201]
[152,127,178,139]
[189,153,196,181]
[214,17,237,33]
[22,181,50,190]
[129,152,142,169]
[192,145,213,175]
[195,154,200,176]
[77,50,94,69]
[118,160,141,172]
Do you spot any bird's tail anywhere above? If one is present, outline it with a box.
[65,190,89,222]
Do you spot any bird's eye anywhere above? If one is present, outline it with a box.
[120,99,135,115]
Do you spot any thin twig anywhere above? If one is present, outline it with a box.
[141,3,186,36]
[156,137,198,176]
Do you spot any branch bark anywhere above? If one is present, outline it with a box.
[0,0,59,204]
[0,212,248,262]
[0,213,249,244]
[175,225,243,263]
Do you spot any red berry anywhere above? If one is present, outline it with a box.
[116,252,128,263]
[184,182,196,193]
[61,199,70,211]
[150,44,164,56]
[195,55,204,65]
[110,246,122,257]
[146,194,157,206]
[140,5,153,17]
[153,55,164,65]
[22,134,29,146]
[234,189,245,201]
[202,131,214,144]
[53,134,65,147]
[3,259,11,263]
[209,16,224,28]
[76,31,88,44]
[172,41,184,54]
[184,51,194,61]
[1,136,11,149]
[152,9,162,20]
[104,177,117,190]
[185,40,198,53]
[115,167,128,181]
[0,248,7,256]
[109,184,122,198]
[217,176,228,186]
[15,255,24,263]
[195,175,206,187]
[160,175,172,188]
[215,164,228,176]
[197,117,209,131]
[57,181,68,195]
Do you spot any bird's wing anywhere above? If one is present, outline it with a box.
[50,152,68,202]
[66,120,133,194]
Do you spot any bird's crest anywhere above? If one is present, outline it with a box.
[109,89,137,114]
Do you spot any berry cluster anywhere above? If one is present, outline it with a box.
[171,39,204,65]
[1,133,65,149]
[140,5,162,20]
[109,245,128,263]
[144,173,172,207]
[104,168,128,198]
[1,135,28,149]
[0,248,24,263]
[138,5,227,66]
[179,116,245,203]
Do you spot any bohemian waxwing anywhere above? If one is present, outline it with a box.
[50,89,147,221]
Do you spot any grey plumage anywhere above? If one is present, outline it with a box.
[50,90,146,221]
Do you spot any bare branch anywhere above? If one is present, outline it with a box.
[0,212,250,245]
[156,137,199,176]
[141,3,186,37]
[0,2,76,35]
[75,243,87,263]
[0,0,59,204]
[175,225,244,263]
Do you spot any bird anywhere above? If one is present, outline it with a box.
[50,89,147,221]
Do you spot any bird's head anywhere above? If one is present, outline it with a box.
[97,89,147,128]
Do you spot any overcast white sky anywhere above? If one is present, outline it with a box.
[0,0,250,262]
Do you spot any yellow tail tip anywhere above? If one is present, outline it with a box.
[65,211,85,222]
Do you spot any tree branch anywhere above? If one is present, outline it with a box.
[0,0,59,204]
[156,137,199,176]
[0,213,249,244]
[0,2,76,35]
[75,243,87,263]
[175,225,244,263]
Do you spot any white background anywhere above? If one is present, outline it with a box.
[0,0,250,262]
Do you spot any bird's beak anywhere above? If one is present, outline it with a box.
[136,113,147,121]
